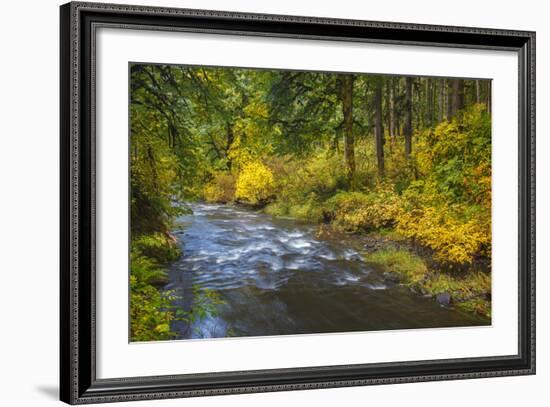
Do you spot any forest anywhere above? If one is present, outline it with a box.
[129,63,492,341]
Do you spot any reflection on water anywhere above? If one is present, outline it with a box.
[167,203,488,339]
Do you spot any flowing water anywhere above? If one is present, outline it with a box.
[167,203,488,339]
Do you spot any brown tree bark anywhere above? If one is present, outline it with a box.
[375,80,385,177]
[341,74,355,185]
[446,79,453,120]
[404,77,413,159]
[225,124,234,170]
[427,78,434,127]
[437,79,445,122]
[487,81,492,113]
[389,78,396,144]
[451,79,465,115]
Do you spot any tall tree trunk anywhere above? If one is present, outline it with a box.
[451,79,465,116]
[425,79,429,126]
[375,80,385,177]
[385,81,393,154]
[225,124,234,170]
[487,81,492,113]
[427,78,434,127]
[446,79,453,119]
[438,79,444,122]
[475,80,481,104]
[389,78,396,144]
[341,74,355,185]
[404,77,413,159]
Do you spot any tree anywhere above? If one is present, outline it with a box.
[438,79,445,122]
[451,78,465,116]
[404,77,413,159]
[446,79,453,120]
[374,78,385,176]
[340,74,356,184]
[388,78,397,144]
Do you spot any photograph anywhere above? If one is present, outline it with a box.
[56,1,536,404]
[129,64,493,342]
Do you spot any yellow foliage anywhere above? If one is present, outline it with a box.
[329,185,402,233]
[235,161,275,205]
[227,135,254,170]
[396,204,490,266]
[203,173,236,203]
[328,179,490,267]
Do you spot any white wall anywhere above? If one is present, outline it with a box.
[0,0,546,405]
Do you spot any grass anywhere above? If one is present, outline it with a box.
[371,228,407,241]
[423,272,491,317]
[363,247,491,318]
[364,248,428,284]
[264,199,325,223]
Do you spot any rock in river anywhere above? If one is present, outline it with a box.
[436,292,452,306]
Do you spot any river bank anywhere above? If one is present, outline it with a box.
[165,202,488,340]
[315,224,491,318]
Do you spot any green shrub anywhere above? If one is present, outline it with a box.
[132,232,181,264]
[129,251,177,341]
[264,201,291,218]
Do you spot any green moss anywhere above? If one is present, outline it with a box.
[363,248,428,284]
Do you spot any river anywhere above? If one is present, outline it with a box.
[166,203,488,339]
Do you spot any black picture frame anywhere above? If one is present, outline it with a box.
[60,1,536,404]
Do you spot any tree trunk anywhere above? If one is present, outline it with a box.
[341,74,355,185]
[389,78,396,144]
[375,80,385,177]
[438,79,444,122]
[225,124,234,170]
[475,80,481,104]
[427,78,434,127]
[404,77,413,159]
[446,79,453,119]
[451,79,465,116]
[487,81,492,113]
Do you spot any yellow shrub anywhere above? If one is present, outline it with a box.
[203,173,236,203]
[396,204,490,266]
[328,186,402,233]
[235,161,275,205]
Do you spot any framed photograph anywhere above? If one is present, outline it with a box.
[60,1,535,404]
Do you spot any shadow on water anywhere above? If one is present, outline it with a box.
[167,203,489,339]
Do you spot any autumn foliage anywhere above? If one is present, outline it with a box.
[129,63,493,330]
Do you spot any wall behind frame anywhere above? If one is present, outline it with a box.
[0,0,544,406]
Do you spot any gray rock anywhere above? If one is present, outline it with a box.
[436,292,452,306]
[383,272,401,284]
